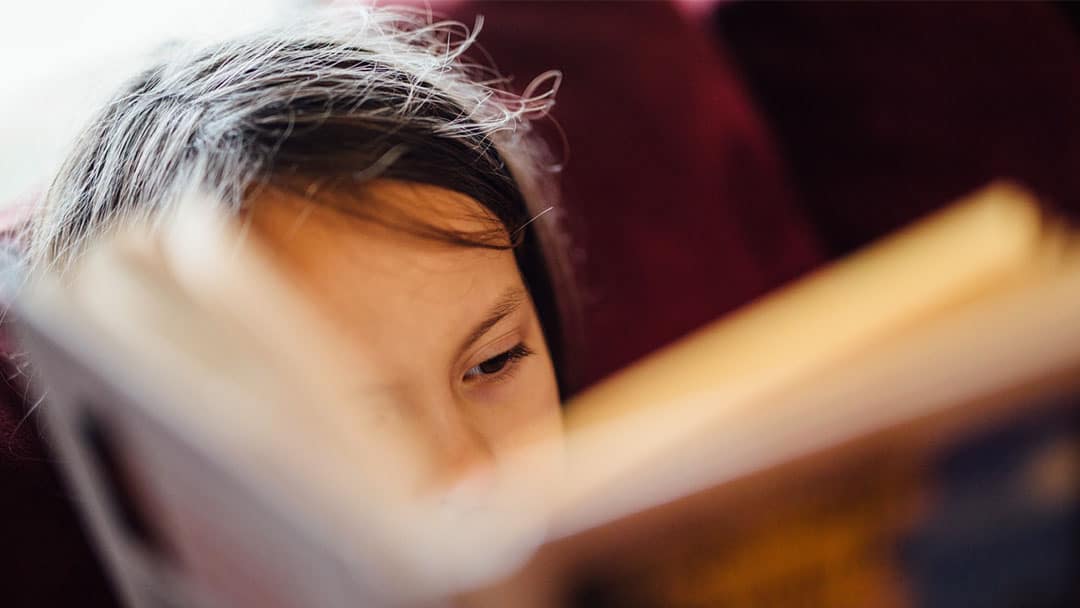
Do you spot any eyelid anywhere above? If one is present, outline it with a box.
[456,311,534,386]
[462,328,522,369]
[462,342,534,383]
[457,289,528,359]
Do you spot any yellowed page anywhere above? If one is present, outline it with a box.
[558,182,1061,535]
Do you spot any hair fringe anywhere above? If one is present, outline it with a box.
[23,4,566,275]
[18,2,582,391]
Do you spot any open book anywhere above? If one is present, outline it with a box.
[8,182,1080,607]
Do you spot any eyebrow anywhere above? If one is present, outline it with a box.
[458,287,528,356]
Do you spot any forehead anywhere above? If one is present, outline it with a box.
[245,179,525,351]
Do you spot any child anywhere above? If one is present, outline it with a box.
[20,4,578,596]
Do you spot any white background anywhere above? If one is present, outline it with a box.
[0,0,305,207]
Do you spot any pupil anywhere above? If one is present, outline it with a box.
[479,353,510,374]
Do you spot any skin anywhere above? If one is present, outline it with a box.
[241,178,564,582]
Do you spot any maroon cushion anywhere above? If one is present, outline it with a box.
[715,1,1080,258]
[0,332,120,607]
[449,0,824,391]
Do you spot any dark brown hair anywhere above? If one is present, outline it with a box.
[25,7,579,393]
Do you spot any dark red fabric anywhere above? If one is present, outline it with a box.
[447,0,823,392]
[0,338,121,607]
[715,1,1080,258]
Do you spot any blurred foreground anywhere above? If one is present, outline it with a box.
[10,182,1080,607]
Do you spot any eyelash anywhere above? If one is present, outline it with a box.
[463,343,534,383]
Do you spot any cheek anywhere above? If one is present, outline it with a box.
[470,354,563,475]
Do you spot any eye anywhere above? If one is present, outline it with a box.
[464,343,533,382]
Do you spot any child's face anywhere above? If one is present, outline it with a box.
[245,179,563,577]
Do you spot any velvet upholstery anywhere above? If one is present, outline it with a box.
[445,0,822,391]
[715,1,1080,257]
